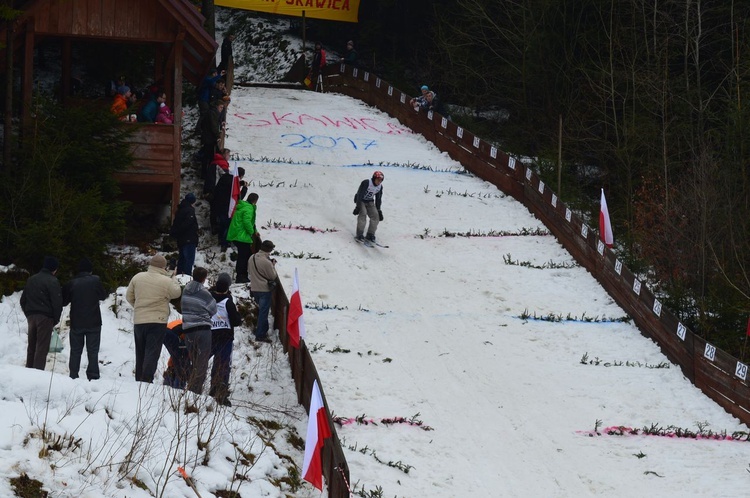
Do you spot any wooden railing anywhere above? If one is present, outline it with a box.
[116,124,181,214]
[321,63,750,425]
[268,281,351,497]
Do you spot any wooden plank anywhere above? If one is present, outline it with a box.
[46,0,59,34]
[87,0,101,34]
[101,0,116,37]
[72,0,87,35]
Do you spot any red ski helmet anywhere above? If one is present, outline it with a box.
[372,171,384,181]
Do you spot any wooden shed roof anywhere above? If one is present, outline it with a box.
[11,0,217,85]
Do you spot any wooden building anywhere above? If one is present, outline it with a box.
[3,0,218,217]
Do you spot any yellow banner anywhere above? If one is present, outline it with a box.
[215,0,360,23]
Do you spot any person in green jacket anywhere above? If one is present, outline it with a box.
[226,192,258,283]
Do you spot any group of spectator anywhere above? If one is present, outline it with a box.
[109,77,174,124]
[19,249,274,407]
[409,84,445,115]
[20,257,107,380]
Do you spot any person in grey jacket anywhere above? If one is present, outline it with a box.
[181,266,217,394]
[20,256,63,370]
[62,258,108,380]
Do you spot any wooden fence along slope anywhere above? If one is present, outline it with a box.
[269,64,750,497]
[320,63,750,426]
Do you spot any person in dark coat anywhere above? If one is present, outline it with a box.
[217,33,235,74]
[170,193,199,276]
[62,258,108,380]
[343,40,358,66]
[212,166,245,251]
[208,272,242,406]
[200,100,225,187]
[20,256,63,370]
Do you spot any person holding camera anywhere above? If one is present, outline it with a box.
[248,240,278,343]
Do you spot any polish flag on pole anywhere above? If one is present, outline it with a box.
[599,188,614,248]
[228,162,241,218]
[302,380,332,491]
[287,268,306,348]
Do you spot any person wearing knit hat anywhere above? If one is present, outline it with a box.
[180,267,217,395]
[169,193,199,276]
[111,85,131,117]
[20,256,63,370]
[126,254,182,383]
[343,39,358,67]
[410,85,430,110]
[208,272,242,405]
[150,254,167,269]
[43,256,59,272]
[63,256,108,380]
[248,240,278,343]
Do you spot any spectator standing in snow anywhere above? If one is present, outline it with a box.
[208,272,242,405]
[308,42,327,91]
[217,32,235,75]
[353,171,385,243]
[62,258,108,380]
[248,240,278,343]
[20,256,63,370]
[213,165,245,251]
[226,192,259,283]
[125,254,182,383]
[206,148,231,236]
[162,318,190,389]
[200,100,225,187]
[197,67,224,125]
[180,267,217,395]
[169,193,199,276]
[343,40,358,66]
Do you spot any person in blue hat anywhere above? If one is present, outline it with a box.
[410,85,430,110]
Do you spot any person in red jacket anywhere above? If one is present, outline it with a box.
[309,42,327,91]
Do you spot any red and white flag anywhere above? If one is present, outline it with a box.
[302,380,332,491]
[287,268,306,348]
[228,162,241,218]
[599,188,614,248]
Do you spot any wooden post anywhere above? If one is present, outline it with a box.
[557,113,562,199]
[21,18,34,133]
[61,39,72,102]
[3,18,14,170]
[171,29,185,220]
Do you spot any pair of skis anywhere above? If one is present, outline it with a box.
[354,236,389,248]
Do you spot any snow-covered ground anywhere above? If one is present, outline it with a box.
[2,85,748,498]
